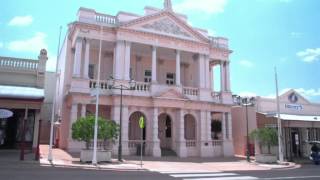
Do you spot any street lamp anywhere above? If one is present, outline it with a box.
[107,76,136,162]
[233,95,255,162]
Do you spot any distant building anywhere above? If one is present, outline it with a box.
[0,49,49,151]
[56,0,235,157]
[232,89,320,160]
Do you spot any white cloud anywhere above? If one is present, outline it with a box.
[175,0,228,14]
[208,29,217,36]
[264,88,320,100]
[290,32,302,38]
[238,92,257,97]
[296,48,320,63]
[8,15,33,26]
[7,32,48,53]
[0,42,3,48]
[239,60,254,68]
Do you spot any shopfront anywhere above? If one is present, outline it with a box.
[232,89,320,160]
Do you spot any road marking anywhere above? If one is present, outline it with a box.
[262,176,320,180]
[184,176,258,180]
[159,171,221,174]
[171,173,237,178]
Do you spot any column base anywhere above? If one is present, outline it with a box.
[177,142,187,158]
[152,141,161,157]
[199,142,214,157]
[223,140,234,157]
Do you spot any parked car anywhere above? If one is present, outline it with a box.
[308,141,320,165]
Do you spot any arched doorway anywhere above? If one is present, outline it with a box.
[184,114,196,140]
[128,112,146,141]
[158,113,174,155]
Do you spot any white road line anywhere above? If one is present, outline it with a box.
[262,176,320,180]
[171,173,237,178]
[160,171,221,174]
[184,176,258,180]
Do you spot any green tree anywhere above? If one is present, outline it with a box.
[71,115,119,149]
[250,127,278,154]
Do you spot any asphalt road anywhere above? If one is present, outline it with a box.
[1,161,320,180]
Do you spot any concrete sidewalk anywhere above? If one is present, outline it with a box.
[38,145,298,172]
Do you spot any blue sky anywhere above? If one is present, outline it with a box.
[0,0,319,102]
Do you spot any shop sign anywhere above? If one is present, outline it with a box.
[0,109,13,119]
[285,104,303,111]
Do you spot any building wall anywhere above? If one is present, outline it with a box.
[231,106,257,156]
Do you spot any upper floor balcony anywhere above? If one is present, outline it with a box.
[67,39,233,104]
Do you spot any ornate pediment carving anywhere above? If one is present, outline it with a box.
[155,88,188,100]
[141,18,191,38]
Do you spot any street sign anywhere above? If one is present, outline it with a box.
[0,109,13,119]
[139,116,145,129]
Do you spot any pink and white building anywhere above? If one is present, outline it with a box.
[56,0,234,157]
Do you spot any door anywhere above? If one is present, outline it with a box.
[158,114,172,149]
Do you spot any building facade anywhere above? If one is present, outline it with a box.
[0,49,48,151]
[232,89,320,160]
[56,0,234,157]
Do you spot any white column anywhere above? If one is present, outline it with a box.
[124,41,131,80]
[111,106,120,154]
[205,56,210,89]
[226,62,231,91]
[114,41,124,80]
[210,66,214,91]
[176,50,181,86]
[152,107,161,157]
[198,54,205,88]
[83,39,90,79]
[81,104,86,118]
[151,46,157,83]
[199,111,206,142]
[122,106,129,155]
[221,112,226,140]
[227,112,233,140]
[73,38,82,77]
[177,109,187,157]
[206,111,212,140]
[69,104,78,139]
[220,61,226,92]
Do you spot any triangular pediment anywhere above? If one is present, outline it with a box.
[280,89,310,104]
[120,11,208,43]
[154,88,188,100]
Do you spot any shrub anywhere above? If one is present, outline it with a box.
[71,115,119,149]
[250,127,278,154]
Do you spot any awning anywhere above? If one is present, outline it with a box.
[260,112,320,122]
[0,85,44,100]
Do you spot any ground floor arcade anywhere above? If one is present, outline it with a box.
[59,94,234,158]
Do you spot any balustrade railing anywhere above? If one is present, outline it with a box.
[186,140,196,147]
[0,57,38,71]
[133,82,150,92]
[89,80,151,93]
[183,87,199,96]
[211,91,222,102]
[209,37,228,49]
[89,79,110,90]
[95,13,117,25]
[211,140,223,147]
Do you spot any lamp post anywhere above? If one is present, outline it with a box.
[107,77,136,162]
[234,95,255,162]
